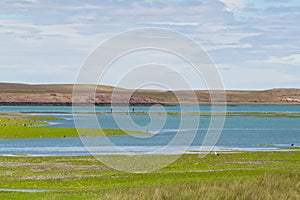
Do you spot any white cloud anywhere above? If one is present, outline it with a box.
[138,22,199,26]
[219,64,299,89]
[0,0,299,89]
[268,54,300,65]
[218,0,246,13]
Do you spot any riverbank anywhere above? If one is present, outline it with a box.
[0,151,299,199]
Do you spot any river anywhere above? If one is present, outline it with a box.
[0,105,299,156]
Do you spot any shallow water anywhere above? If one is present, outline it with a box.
[0,188,52,193]
[0,105,299,156]
[1,105,300,113]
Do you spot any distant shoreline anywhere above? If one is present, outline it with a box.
[0,102,300,106]
[0,83,300,106]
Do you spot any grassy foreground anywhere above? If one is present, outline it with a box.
[0,113,146,139]
[0,151,299,199]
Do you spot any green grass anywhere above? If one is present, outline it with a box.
[0,113,147,139]
[0,151,299,199]
[0,126,147,139]
[102,173,300,200]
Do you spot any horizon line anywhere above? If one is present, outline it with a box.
[0,82,299,91]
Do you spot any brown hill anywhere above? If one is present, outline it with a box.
[0,83,299,105]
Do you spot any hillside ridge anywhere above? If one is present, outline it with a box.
[0,83,299,105]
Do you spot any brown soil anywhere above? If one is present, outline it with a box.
[0,83,299,105]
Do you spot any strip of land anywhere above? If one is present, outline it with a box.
[28,111,300,118]
[0,113,147,139]
[0,83,300,105]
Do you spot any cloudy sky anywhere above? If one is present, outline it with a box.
[0,0,299,89]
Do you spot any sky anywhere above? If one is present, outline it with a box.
[0,0,299,90]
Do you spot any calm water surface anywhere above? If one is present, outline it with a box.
[0,105,299,156]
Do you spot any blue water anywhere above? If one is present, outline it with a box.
[0,105,299,156]
[1,105,300,113]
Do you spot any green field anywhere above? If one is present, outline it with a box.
[0,151,299,199]
[0,113,147,139]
